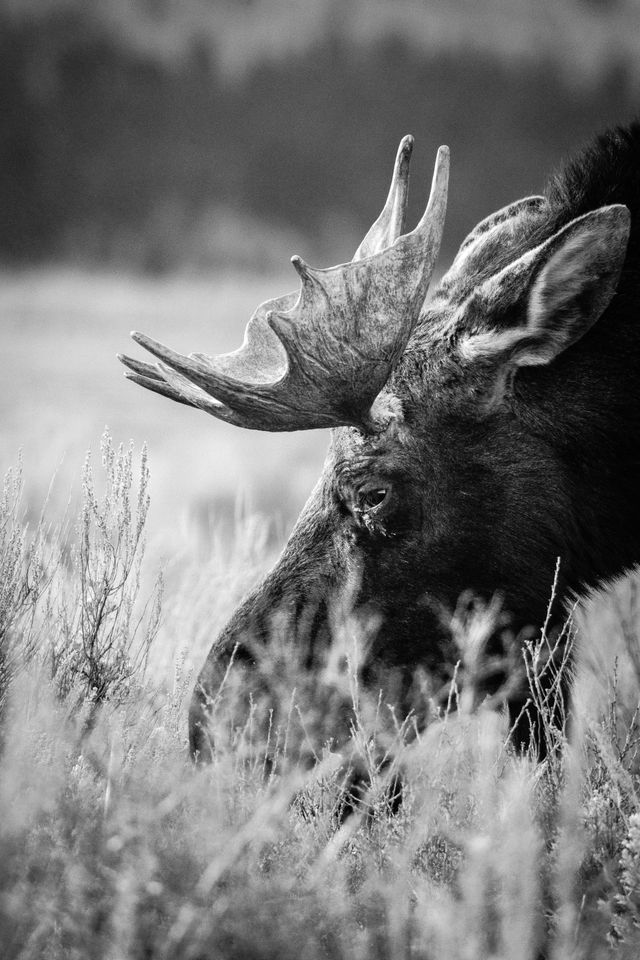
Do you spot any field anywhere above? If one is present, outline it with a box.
[3,271,640,958]
[0,269,328,534]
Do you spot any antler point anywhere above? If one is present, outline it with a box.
[291,255,313,281]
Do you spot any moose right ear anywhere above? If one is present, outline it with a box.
[514,204,630,366]
[460,204,630,369]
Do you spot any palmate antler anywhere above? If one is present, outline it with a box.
[118,137,449,432]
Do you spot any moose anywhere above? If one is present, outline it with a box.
[120,122,640,761]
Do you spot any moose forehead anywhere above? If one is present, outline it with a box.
[330,408,415,481]
[325,349,485,493]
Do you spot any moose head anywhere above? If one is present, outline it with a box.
[120,129,633,759]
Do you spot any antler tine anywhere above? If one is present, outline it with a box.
[394,144,449,313]
[414,145,449,236]
[123,370,196,408]
[353,134,413,261]
[118,352,165,382]
[119,349,246,424]
[121,139,449,433]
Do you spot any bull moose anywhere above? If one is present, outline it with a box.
[119,122,639,761]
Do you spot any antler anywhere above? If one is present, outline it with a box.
[118,137,449,432]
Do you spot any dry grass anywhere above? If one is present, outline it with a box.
[1,436,640,959]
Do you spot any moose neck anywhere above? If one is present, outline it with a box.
[514,296,640,600]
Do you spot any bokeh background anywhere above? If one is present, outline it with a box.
[2,0,640,546]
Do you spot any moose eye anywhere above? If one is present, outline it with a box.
[360,487,388,510]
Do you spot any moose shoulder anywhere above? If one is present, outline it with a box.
[120,123,639,759]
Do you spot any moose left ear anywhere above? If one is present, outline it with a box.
[460,204,630,368]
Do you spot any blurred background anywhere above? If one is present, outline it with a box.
[2,0,639,546]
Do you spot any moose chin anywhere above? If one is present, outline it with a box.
[120,123,640,764]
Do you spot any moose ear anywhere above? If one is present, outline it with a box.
[514,204,631,366]
[460,205,630,368]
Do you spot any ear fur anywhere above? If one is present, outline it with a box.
[518,204,630,365]
[460,204,630,368]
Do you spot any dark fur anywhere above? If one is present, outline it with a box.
[190,123,640,760]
